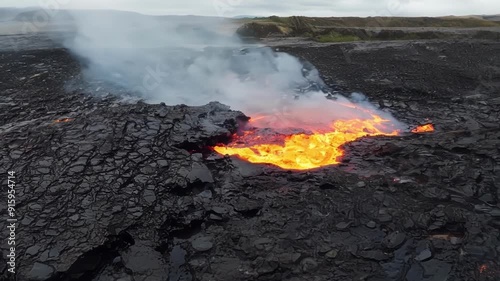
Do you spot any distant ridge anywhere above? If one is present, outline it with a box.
[441,14,500,21]
[0,7,36,21]
[482,14,500,21]
[2,8,500,23]
[233,15,261,19]
[9,8,228,22]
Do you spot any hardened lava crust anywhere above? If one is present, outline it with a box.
[1,33,500,281]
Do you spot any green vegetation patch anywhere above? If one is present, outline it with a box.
[249,15,500,29]
[236,22,291,38]
[236,15,500,42]
[314,32,361,43]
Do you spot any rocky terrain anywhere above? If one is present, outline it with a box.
[235,15,500,42]
[1,31,500,281]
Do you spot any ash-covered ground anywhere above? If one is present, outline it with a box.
[1,33,500,281]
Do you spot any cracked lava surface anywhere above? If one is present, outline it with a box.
[1,33,500,281]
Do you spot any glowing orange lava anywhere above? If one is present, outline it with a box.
[214,114,400,170]
[411,123,435,133]
[54,118,74,123]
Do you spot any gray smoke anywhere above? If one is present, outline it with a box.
[62,10,404,131]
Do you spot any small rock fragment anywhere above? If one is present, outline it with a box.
[325,249,339,259]
[28,262,54,281]
[300,258,318,272]
[336,221,352,230]
[26,245,42,256]
[383,232,406,249]
[191,237,214,252]
[357,181,366,188]
[415,249,433,261]
[253,238,274,251]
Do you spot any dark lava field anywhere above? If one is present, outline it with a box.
[1,33,500,281]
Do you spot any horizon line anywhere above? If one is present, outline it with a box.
[0,6,499,19]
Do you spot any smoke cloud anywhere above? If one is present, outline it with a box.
[61,10,404,131]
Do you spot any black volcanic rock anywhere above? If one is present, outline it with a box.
[1,33,500,281]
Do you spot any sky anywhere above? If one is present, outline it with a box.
[1,0,499,17]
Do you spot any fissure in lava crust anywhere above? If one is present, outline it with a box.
[214,116,436,170]
[214,114,400,170]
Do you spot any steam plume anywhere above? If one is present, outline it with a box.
[60,10,403,131]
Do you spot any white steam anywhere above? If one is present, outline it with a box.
[61,10,403,131]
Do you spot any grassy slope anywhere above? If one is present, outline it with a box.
[251,16,500,28]
[236,16,500,42]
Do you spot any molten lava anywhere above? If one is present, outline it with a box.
[411,123,435,133]
[214,114,400,170]
[54,118,74,123]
